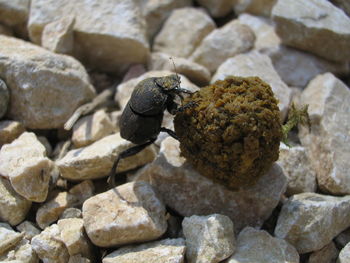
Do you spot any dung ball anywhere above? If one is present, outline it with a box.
[174,76,282,190]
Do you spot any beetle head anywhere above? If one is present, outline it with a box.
[155,74,181,91]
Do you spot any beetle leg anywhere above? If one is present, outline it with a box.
[108,138,156,188]
[160,127,178,140]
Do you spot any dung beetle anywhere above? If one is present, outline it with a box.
[109,74,194,187]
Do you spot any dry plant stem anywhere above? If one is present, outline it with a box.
[57,140,72,160]
[64,87,115,130]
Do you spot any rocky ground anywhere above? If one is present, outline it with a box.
[0,0,350,263]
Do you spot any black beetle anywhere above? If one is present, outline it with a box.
[108,74,194,187]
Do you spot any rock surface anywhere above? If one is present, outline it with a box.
[182,214,235,263]
[16,221,41,240]
[212,51,292,120]
[275,193,350,253]
[57,133,157,180]
[103,238,186,263]
[0,78,9,119]
[29,0,149,74]
[0,177,31,226]
[225,227,299,263]
[233,0,276,17]
[83,181,167,247]
[338,242,350,263]
[0,132,53,202]
[0,120,25,147]
[308,242,339,263]
[0,0,29,37]
[135,137,287,233]
[153,7,215,58]
[0,222,24,254]
[299,73,350,195]
[196,0,234,17]
[0,35,95,129]
[190,20,255,73]
[0,238,39,263]
[272,0,350,62]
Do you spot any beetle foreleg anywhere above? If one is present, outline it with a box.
[160,127,178,140]
[108,138,156,188]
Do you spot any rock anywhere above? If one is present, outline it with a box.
[134,137,287,233]
[196,0,234,17]
[31,224,70,263]
[233,0,276,17]
[28,0,149,74]
[212,51,292,120]
[190,20,255,73]
[69,255,91,263]
[308,242,339,263]
[0,223,24,254]
[141,0,192,39]
[0,238,39,263]
[225,227,299,263]
[0,35,95,129]
[0,24,13,36]
[72,109,116,148]
[237,13,280,51]
[331,0,350,17]
[0,78,9,119]
[0,120,25,148]
[83,181,167,247]
[153,7,215,58]
[16,221,41,240]
[299,73,350,195]
[59,208,82,219]
[0,177,31,226]
[0,132,54,202]
[57,218,93,260]
[41,15,75,54]
[148,52,211,86]
[115,70,199,110]
[182,214,235,263]
[335,228,350,248]
[338,242,350,263]
[261,45,350,88]
[277,144,317,196]
[103,238,186,263]
[68,180,95,206]
[57,133,157,180]
[274,193,350,253]
[37,136,52,158]
[272,0,350,62]
[0,0,30,37]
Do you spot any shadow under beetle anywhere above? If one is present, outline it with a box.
[108,74,194,187]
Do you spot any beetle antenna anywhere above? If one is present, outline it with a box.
[169,57,180,85]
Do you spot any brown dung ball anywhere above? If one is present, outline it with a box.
[174,76,282,190]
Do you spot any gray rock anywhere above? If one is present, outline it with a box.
[16,221,41,240]
[0,35,95,129]
[0,0,30,37]
[83,181,167,247]
[299,73,350,195]
[272,0,350,62]
[182,214,235,263]
[331,0,350,16]
[308,242,339,263]
[190,20,255,73]
[0,78,9,119]
[233,0,276,17]
[338,242,350,263]
[0,222,24,255]
[153,7,215,58]
[196,0,234,17]
[29,0,149,74]
[275,193,350,253]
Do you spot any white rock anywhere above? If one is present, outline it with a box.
[16,221,41,240]
[212,51,292,120]
[0,238,39,263]
[0,132,54,202]
[72,109,116,148]
[338,242,350,263]
[83,181,167,247]
[277,144,317,196]
[141,0,192,39]
[182,214,235,263]
[103,238,186,263]
[59,208,82,220]
[0,120,25,147]
[190,20,255,73]
[0,177,31,226]
[196,0,234,17]
[272,0,350,62]
[148,52,211,86]
[233,0,276,17]
[58,218,93,260]
[0,223,24,254]
[226,227,299,263]
[31,224,70,263]
[0,35,95,129]
[68,255,91,263]
[57,133,157,180]
[134,137,287,233]
[115,70,199,110]
[274,193,350,253]
[153,7,216,58]
[299,73,350,195]
[29,0,149,74]
[0,78,9,119]
[41,15,75,54]
[308,242,339,263]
